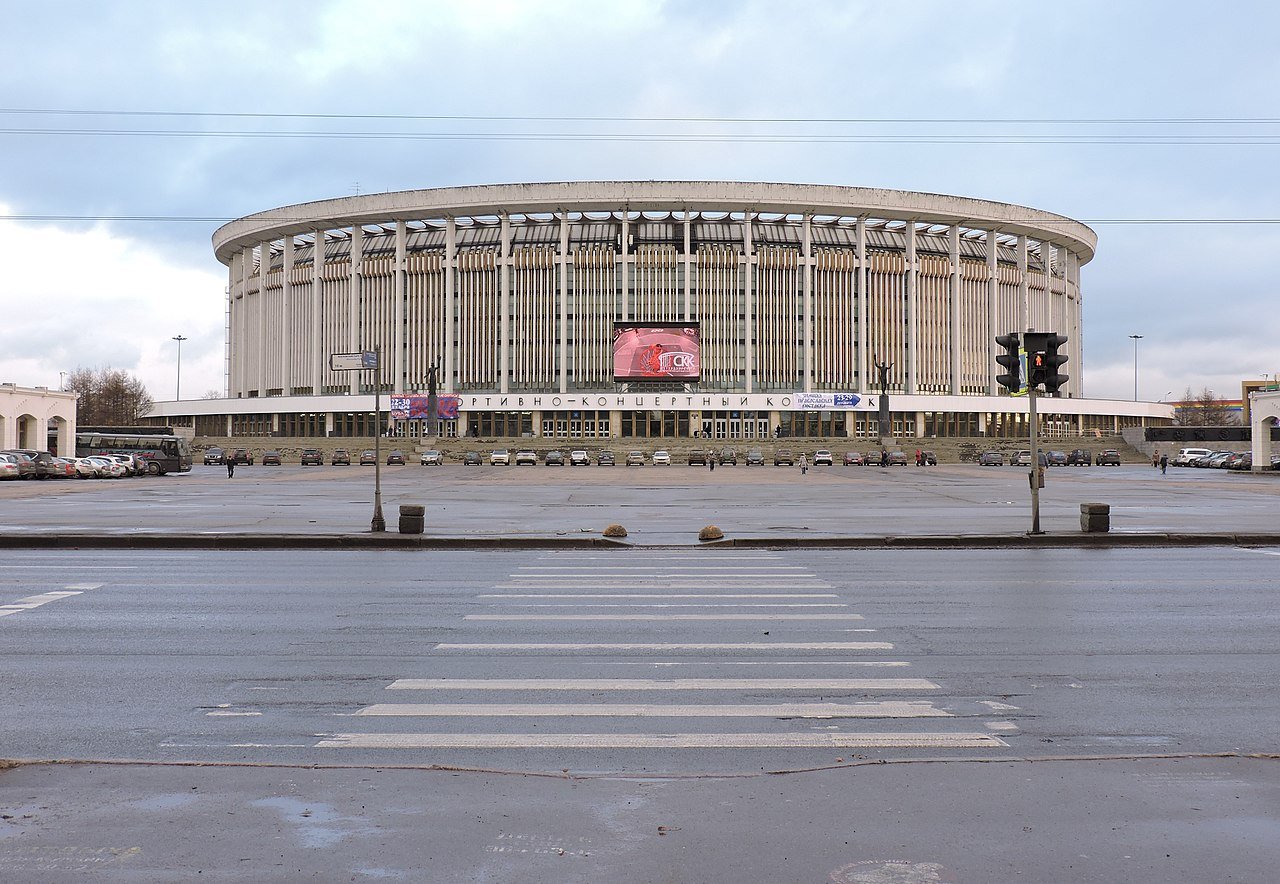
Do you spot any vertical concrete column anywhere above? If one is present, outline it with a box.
[1017,234,1030,331]
[281,236,293,395]
[986,229,999,396]
[803,215,813,394]
[620,213,630,321]
[311,229,324,394]
[1068,250,1082,398]
[499,214,511,394]
[948,225,961,394]
[349,226,363,395]
[444,218,456,392]
[394,221,406,394]
[257,241,268,398]
[559,213,569,394]
[742,212,754,394]
[609,411,622,438]
[223,262,232,397]
[683,212,692,320]
[239,247,252,397]
[856,217,868,391]
[905,223,918,394]
[531,409,543,436]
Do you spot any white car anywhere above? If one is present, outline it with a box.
[85,456,126,478]
[569,450,590,466]
[515,449,538,466]
[813,449,833,466]
[490,448,511,466]
[0,453,19,480]
[420,450,443,466]
[652,450,671,465]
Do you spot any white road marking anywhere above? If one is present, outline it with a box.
[2,565,136,570]
[387,677,937,691]
[435,642,894,651]
[64,583,104,590]
[985,721,1020,731]
[1238,548,1280,557]
[517,566,811,572]
[496,583,831,590]
[979,700,1021,711]
[591,661,909,667]
[356,701,950,718]
[465,613,864,621]
[479,593,838,599]
[1,590,83,618]
[205,710,263,717]
[317,732,1006,749]
[497,603,848,608]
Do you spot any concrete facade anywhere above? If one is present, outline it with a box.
[0,383,77,456]
[1250,391,1280,471]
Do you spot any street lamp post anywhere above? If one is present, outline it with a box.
[1128,334,1143,401]
[172,335,187,400]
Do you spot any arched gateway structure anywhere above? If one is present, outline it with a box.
[149,182,1171,440]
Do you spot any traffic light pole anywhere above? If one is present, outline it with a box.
[371,347,386,533]
[1028,384,1042,535]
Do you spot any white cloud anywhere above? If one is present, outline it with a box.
[0,209,226,400]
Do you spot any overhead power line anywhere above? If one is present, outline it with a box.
[3,108,1280,125]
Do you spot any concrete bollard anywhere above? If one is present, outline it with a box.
[1080,502,1110,533]
[399,504,425,535]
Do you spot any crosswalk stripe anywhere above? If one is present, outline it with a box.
[316,732,1006,749]
[479,593,839,599]
[386,678,937,691]
[465,613,864,621]
[355,701,951,718]
[434,642,894,651]
[496,603,848,608]
[495,583,831,590]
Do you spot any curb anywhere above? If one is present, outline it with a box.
[0,533,1278,551]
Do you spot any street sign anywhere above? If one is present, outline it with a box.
[330,351,378,371]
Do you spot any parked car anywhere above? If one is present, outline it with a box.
[843,451,864,466]
[544,450,566,466]
[462,451,482,466]
[359,450,378,466]
[774,449,794,466]
[105,454,142,477]
[1067,449,1092,466]
[0,453,20,480]
[1174,447,1213,466]
[888,450,909,466]
[652,450,671,466]
[1012,450,1033,467]
[331,448,351,465]
[300,448,323,466]
[1045,450,1068,467]
[746,449,765,466]
[717,448,738,465]
[626,450,645,466]
[1096,449,1121,466]
[978,450,1004,466]
[261,450,282,466]
[597,450,615,466]
[385,450,405,465]
[229,448,254,466]
[46,457,75,478]
[569,450,590,466]
[515,449,538,466]
[813,449,833,466]
[687,449,707,466]
[85,455,126,478]
[490,448,510,466]
[71,457,101,479]
[203,447,226,465]
[421,450,444,466]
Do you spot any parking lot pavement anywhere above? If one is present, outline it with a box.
[1,462,1278,542]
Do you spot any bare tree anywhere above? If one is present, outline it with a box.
[201,389,224,400]
[1174,386,1240,426]
[66,367,155,425]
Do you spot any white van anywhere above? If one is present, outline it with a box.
[1173,447,1213,466]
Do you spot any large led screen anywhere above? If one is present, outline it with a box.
[613,323,701,381]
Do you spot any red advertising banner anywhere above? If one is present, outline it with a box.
[613,324,701,381]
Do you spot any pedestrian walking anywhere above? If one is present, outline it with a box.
[799,453,808,475]
[880,448,889,468]
[709,455,715,472]
[1152,451,1159,469]
[915,448,922,466]
[1160,454,1168,475]
[226,459,235,478]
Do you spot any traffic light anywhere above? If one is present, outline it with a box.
[1023,332,1070,394]
[995,333,1022,393]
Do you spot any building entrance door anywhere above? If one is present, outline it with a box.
[570,418,582,437]
[755,418,769,438]
[714,418,728,439]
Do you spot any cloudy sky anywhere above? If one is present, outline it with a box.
[2,1,1278,405]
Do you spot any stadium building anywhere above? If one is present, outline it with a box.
[147,182,1171,441]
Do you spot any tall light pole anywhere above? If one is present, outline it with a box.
[1128,334,1143,401]
[172,335,187,400]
